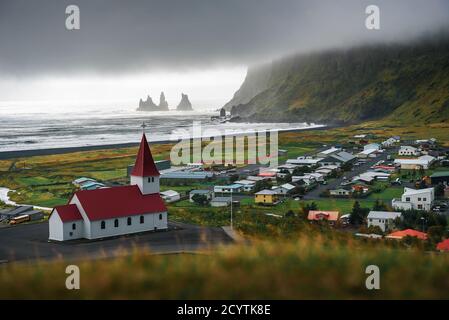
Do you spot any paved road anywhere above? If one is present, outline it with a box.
[303,148,397,200]
[0,221,233,263]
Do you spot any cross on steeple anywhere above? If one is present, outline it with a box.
[141,121,147,133]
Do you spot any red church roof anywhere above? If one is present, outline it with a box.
[73,185,166,221]
[131,133,160,177]
[53,204,83,222]
[387,229,427,240]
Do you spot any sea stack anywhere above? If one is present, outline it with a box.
[137,93,169,111]
[158,92,169,110]
[176,93,193,111]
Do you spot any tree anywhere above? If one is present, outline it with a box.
[427,225,445,243]
[372,199,387,211]
[229,174,239,183]
[349,201,370,225]
[285,210,295,218]
[435,183,445,197]
[254,179,272,192]
[191,194,209,206]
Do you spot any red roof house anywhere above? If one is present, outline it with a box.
[436,239,449,251]
[386,229,427,240]
[307,210,339,224]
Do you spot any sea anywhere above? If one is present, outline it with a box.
[0,102,324,152]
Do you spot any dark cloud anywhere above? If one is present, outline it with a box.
[0,0,448,76]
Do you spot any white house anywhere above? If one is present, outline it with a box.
[394,155,435,170]
[367,211,402,232]
[364,143,381,151]
[392,187,435,211]
[214,184,244,194]
[160,190,181,203]
[210,197,232,207]
[49,133,168,241]
[234,179,256,192]
[272,183,296,195]
[398,146,421,156]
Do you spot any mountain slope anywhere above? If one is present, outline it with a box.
[226,36,449,124]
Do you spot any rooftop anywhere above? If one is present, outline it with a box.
[367,211,402,220]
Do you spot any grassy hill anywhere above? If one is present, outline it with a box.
[227,34,449,125]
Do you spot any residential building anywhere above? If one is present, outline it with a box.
[286,157,324,167]
[234,180,256,192]
[272,183,296,195]
[307,210,339,225]
[364,143,381,151]
[214,184,244,194]
[49,133,168,241]
[394,155,435,170]
[317,146,341,157]
[189,189,214,202]
[392,187,435,211]
[436,239,449,251]
[321,151,356,166]
[399,146,421,156]
[160,190,181,203]
[210,197,232,207]
[386,229,427,240]
[329,188,352,197]
[367,211,402,232]
[255,189,279,205]
[430,171,449,185]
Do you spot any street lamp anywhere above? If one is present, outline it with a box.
[420,217,426,232]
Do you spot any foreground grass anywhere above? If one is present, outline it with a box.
[1,238,448,299]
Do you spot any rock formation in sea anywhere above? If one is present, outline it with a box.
[158,92,169,110]
[137,93,169,111]
[176,93,193,111]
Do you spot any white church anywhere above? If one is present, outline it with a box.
[48,133,168,241]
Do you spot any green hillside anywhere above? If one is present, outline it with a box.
[227,35,449,125]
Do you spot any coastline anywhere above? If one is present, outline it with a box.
[0,124,334,160]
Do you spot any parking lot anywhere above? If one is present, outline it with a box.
[0,221,233,263]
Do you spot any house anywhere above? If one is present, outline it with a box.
[246,176,269,182]
[352,184,369,193]
[394,155,435,170]
[364,143,381,151]
[367,211,402,232]
[352,171,390,184]
[233,180,256,192]
[189,189,214,202]
[329,188,352,197]
[317,147,341,157]
[291,175,317,187]
[436,239,449,251]
[214,184,244,194]
[392,187,435,211]
[160,190,181,203]
[356,148,379,159]
[277,163,299,173]
[0,205,34,221]
[72,177,96,187]
[382,138,398,148]
[210,197,232,207]
[80,181,105,190]
[272,183,296,195]
[258,171,277,179]
[386,229,427,240]
[321,151,356,166]
[286,157,324,167]
[430,171,449,185]
[307,210,339,225]
[399,146,421,156]
[255,189,279,205]
[48,133,168,241]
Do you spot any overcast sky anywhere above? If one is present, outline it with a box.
[0,0,448,107]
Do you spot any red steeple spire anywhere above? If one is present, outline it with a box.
[131,133,160,177]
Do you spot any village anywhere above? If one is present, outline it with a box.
[1,128,449,260]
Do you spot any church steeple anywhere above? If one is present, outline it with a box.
[131,133,160,177]
[130,127,160,195]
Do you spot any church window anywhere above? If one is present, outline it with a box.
[72,223,76,230]
[159,213,163,220]
[114,219,119,227]
[101,221,105,229]
[127,217,132,226]
[140,216,144,224]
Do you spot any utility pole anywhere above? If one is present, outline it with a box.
[230,189,233,230]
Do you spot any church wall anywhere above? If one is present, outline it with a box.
[87,211,168,240]
[48,211,64,241]
[130,175,160,194]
